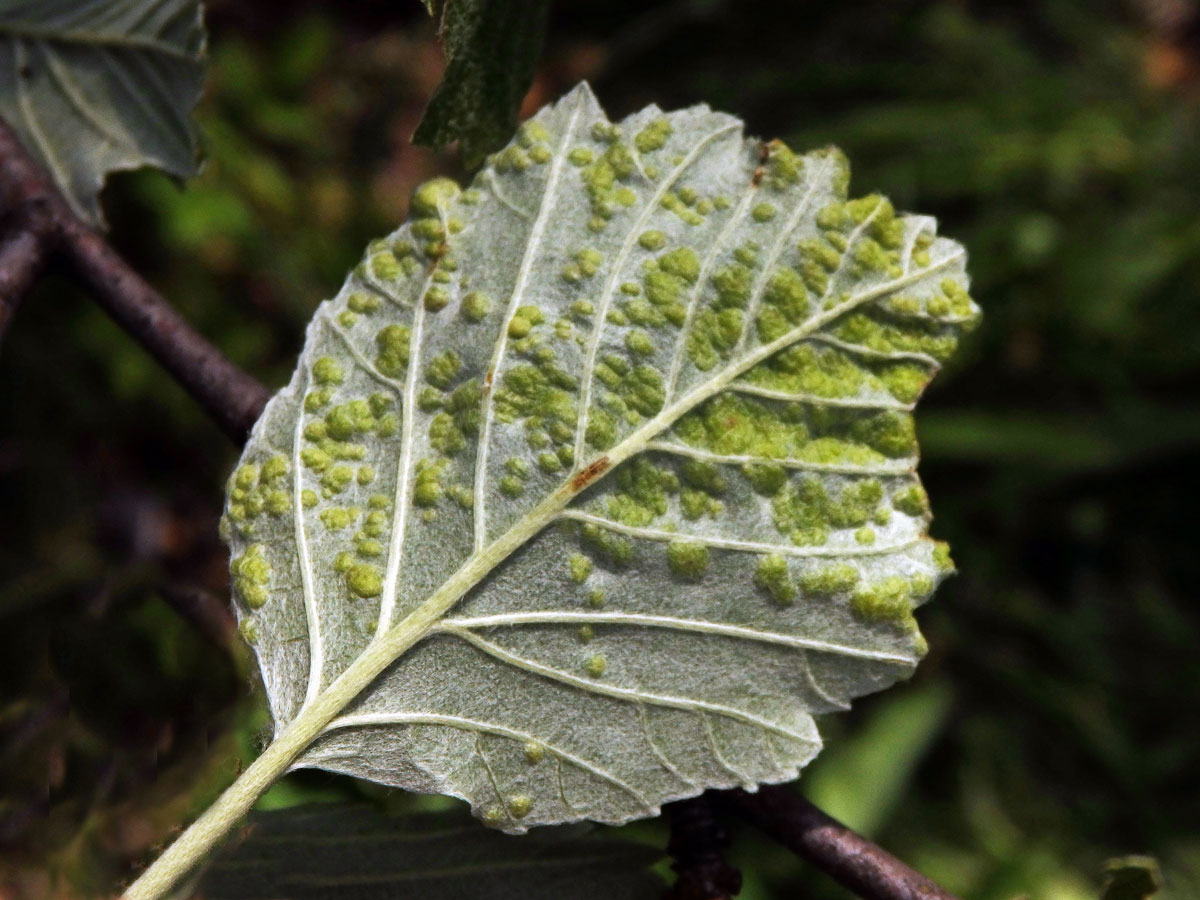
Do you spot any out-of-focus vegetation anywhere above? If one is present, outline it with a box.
[0,1,1197,897]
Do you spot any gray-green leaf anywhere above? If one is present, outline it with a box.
[0,0,205,225]
[198,805,663,899]
[223,82,979,833]
[413,0,550,166]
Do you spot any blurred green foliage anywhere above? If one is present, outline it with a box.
[0,1,1197,898]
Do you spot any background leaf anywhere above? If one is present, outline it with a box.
[224,82,979,835]
[0,0,206,225]
[413,0,551,166]
[196,804,663,899]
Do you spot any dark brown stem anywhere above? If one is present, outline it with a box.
[0,116,269,443]
[721,786,961,900]
[0,227,49,345]
[664,793,741,900]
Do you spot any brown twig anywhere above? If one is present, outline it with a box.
[0,228,49,344]
[721,785,961,900]
[664,793,741,900]
[0,116,269,443]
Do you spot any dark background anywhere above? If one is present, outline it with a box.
[1,1,1198,897]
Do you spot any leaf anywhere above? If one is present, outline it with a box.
[223,82,979,834]
[1101,857,1164,900]
[0,0,206,226]
[196,804,663,899]
[413,0,550,166]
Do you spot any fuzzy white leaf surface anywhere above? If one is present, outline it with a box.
[222,83,979,833]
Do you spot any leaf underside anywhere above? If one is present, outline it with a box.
[199,805,662,900]
[223,83,979,833]
[0,0,205,226]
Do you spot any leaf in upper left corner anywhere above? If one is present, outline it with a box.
[0,0,206,226]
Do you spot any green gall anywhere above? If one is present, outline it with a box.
[754,554,796,605]
[667,541,710,579]
[569,554,592,583]
[312,356,344,386]
[635,118,672,153]
[346,564,383,598]
[411,177,460,216]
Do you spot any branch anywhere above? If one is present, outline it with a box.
[664,793,741,900]
[721,785,961,900]
[0,116,269,443]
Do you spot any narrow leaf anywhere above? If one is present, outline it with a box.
[198,805,663,899]
[223,82,980,833]
[413,0,550,166]
[0,0,206,226]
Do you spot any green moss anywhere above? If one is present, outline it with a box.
[712,263,753,308]
[659,247,700,283]
[369,251,402,281]
[634,118,672,153]
[424,287,450,312]
[686,308,744,370]
[877,363,928,403]
[300,447,331,472]
[346,564,383,598]
[462,291,491,322]
[581,523,633,566]
[851,577,914,629]
[638,230,666,251]
[425,350,462,390]
[893,484,928,517]
[323,465,355,494]
[752,202,777,222]
[413,459,447,507]
[607,458,677,526]
[238,617,258,644]
[754,554,796,605]
[798,564,859,595]
[743,463,788,495]
[667,541,709,579]
[743,343,863,399]
[430,413,466,455]
[675,393,803,458]
[681,460,726,494]
[932,541,954,573]
[585,409,617,450]
[312,356,344,386]
[765,142,802,190]
[411,177,460,216]
[363,510,387,537]
[569,553,592,583]
[619,365,665,417]
[375,324,411,377]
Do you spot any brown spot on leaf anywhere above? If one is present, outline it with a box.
[571,456,610,491]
